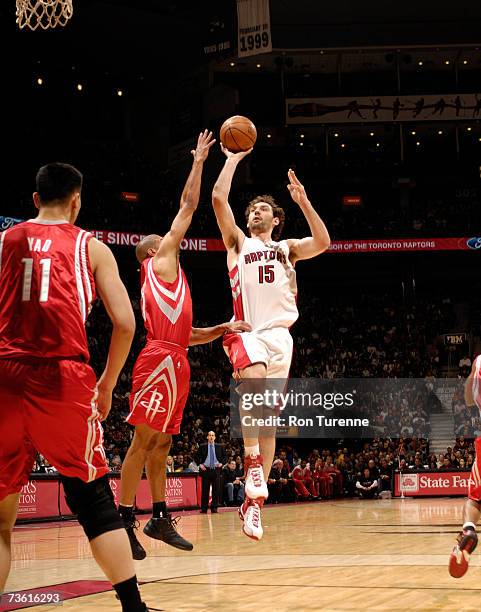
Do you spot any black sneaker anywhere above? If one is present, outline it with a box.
[449,527,478,578]
[122,516,147,560]
[143,515,193,551]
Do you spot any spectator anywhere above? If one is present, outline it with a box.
[166,456,175,473]
[356,468,379,499]
[195,431,227,514]
[267,459,293,503]
[378,459,392,491]
[222,460,245,506]
[291,460,316,500]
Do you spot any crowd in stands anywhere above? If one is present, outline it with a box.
[5,138,481,242]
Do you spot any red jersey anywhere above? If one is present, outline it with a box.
[140,257,192,349]
[0,220,95,361]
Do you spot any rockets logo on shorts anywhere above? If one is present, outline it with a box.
[130,355,177,428]
[140,390,167,422]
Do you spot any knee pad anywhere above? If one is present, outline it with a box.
[61,475,124,541]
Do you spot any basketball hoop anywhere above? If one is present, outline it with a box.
[16,0,73,30]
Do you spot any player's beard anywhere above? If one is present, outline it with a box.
[249,218,270,235]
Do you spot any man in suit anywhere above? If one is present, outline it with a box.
[195,431,227,513]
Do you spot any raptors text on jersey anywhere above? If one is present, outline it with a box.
[229,236,298,331]
[0,220,95,360]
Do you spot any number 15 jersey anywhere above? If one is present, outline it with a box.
[229,236,298,331]
[0,220,95,361]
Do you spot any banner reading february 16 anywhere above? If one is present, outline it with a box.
[236,0,272,58]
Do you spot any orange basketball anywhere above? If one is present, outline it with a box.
[220,115,257,153]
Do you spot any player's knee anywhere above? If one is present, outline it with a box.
[61,475,123,541]
[132,427,161,454]
[154,434,172,452]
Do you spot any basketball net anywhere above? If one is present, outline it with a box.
[16,0,73,30]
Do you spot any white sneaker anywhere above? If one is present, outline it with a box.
[243,502,263,541]
[244,454,269,501]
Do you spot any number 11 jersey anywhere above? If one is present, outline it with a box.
[229,236,298,331]
[0,220,95,361]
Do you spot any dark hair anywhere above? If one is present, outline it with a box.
[36,162,83,203]
[244,194,285,240]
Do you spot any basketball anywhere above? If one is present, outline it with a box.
[220,115,257,152]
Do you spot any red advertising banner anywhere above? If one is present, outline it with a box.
[89,231,225,251]
[2,215,480,253]
[328,237,480,253]
[394,471,470,497]
[16,479,59,520]
[136,475,199,510]
[22,474,200,523]
[89,232,480,253]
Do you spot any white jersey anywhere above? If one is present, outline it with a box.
[229,236,298,331]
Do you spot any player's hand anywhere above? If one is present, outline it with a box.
[287,169,310,207]
[200,464,207,471]
[96,384,113,421]
[221,320,252,334]
[191,130,216,163]
[220,142,253,162]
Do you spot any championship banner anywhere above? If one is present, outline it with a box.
[236,0,272,58]
[287,93,481,124]
[394,471,470,497]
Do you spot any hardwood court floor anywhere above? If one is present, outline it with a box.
[4,498,481,611]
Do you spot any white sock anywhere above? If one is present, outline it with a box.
[245,444,260,457]
[463,522,476,531]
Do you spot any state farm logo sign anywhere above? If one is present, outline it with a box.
[400,473,419,492]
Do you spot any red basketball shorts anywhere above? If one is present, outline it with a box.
[127,342,190,435]
[0,358,108,501]
[468,437,481,502]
